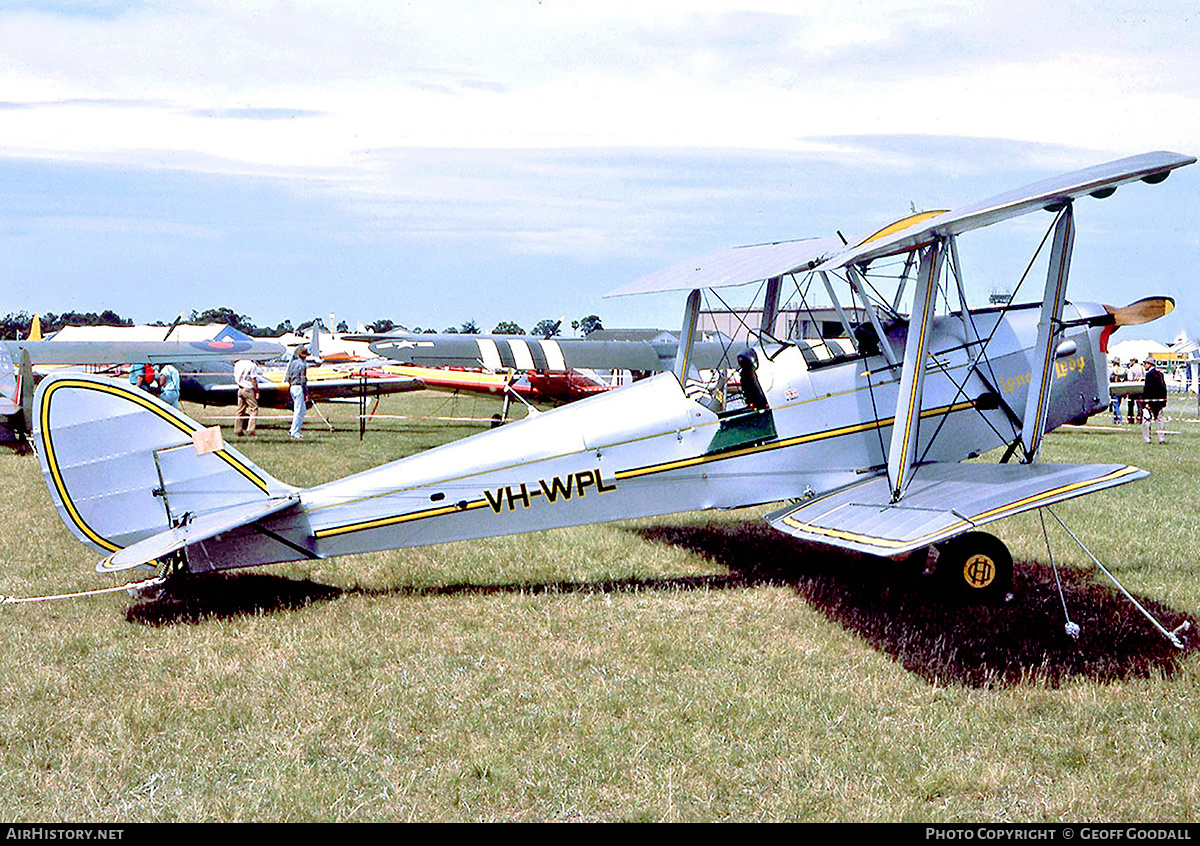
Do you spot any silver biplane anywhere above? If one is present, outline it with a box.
[29,151,1193,613]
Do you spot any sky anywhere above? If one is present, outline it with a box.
[0,1,1197,341]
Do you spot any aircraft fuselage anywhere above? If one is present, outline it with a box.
[180,301,1109,573]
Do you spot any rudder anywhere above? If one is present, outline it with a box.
[33,373,293,556]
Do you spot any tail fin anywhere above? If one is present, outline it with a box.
[18,348,34,422]
[0,344,29,450]
[33,373,294,556]
[0,343,16,418]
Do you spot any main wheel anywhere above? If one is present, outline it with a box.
[935,531,1013,603]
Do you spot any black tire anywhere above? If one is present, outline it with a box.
[935,531,1013,603]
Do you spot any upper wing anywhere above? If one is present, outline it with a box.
[766,462,1146,557]
[817,151,1195,270]
[599,152,1194,297]
[605,237,843,298]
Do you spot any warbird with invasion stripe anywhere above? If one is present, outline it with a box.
[31,151,1194,609]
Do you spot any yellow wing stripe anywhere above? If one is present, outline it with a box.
[859,210,948,246]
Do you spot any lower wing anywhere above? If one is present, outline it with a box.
[767,462,1145,557]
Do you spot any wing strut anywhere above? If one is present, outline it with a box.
[760,275,783,338]
[886,238,945,501]
[947,237,983,349]
[819,272,859,351]
[847,267,900,369]
[1020,203,1075,462]
[673,288,702,382]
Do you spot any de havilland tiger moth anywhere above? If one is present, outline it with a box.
[28,151,1195,622]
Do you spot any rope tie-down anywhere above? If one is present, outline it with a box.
[1,557,179,606]
[1041,508,1190,649]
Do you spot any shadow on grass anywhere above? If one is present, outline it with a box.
[632,520,1198,688]
[128,520,1196,689]
[126,574,344,626]
[125,567,774,627]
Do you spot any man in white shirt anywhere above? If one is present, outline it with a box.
[233,358,261,436]
[1125,358,1146,423]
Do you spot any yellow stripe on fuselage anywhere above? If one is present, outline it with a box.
[314,499,491,539]
[312,399,978,539]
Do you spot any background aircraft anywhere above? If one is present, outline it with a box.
[362,328,749,377]
[0,344,34,450]
[374,362,623,406]
[178,360,423,409]
[5,323,285,369]
[1,324,286,448]
[357,327,753,408]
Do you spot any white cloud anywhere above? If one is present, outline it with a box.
[0,2,1195,335]
[0,1,1196,175]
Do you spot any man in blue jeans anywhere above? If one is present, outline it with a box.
[285,345,309,440]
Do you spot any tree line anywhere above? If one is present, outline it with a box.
[0,308,605,341]
[405,315,603,337]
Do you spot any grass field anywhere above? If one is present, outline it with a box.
[1,389,1197,822]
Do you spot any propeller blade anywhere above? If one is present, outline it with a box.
[1105,296,1174,327]
[162,313,184,341]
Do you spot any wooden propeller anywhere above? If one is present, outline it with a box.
[1098,296,1174,352]
[1104,296,1175,327]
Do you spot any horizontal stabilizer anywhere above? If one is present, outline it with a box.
[97,495,300,573]
[767,462,1146,557]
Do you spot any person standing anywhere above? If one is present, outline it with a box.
[1125,357,1146,423]
[233,358,261,436]
[129,362,158,395]
[157,362,181,408]
[1142,358,1168,444]
[1108,357,1126,423]
[286,345,309,440]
